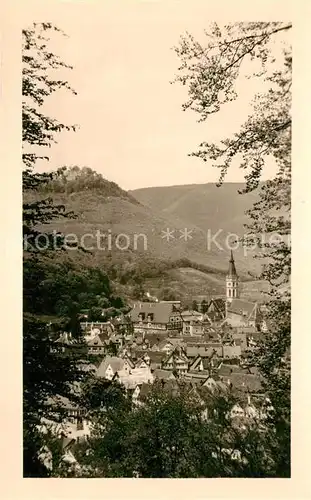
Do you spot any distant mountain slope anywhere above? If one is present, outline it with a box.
[130,183,260,234]
[25,170,266,302]
[130,183,263,273]
[26,189,230,271]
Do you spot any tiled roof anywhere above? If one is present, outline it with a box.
[129,349,145,360]
[135,358,149,368]
[203,331,221,341]
[163,350,188,366]
[129,302,175,324]
[146,351,167,363]
[144,333,168,347]
[208,298,226,313]
[153,369,175,381]
[223,344,242,357]
[157,339,174,349]
[228,373,263,393]
[218,364,243,377]
[170,336,199,345]
[227,299,258,319]
[87,332,109,347]
[215,380,229,392]
[186,344,222,358]
[96,356,124,378]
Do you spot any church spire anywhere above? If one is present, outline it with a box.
[226,250,239,302]
[228,250,237,277]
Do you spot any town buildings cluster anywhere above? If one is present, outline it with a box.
[41,252,272,471]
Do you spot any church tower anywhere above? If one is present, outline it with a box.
[226,250,239,302]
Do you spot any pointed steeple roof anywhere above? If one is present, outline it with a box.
[227,250,237,277]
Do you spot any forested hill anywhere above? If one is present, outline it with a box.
[26,168,267,302]
[40,165,140,205]
[130,182,261,236]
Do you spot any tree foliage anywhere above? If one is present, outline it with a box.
[75,382,286,478]
[173,21,291,475]
[39,165,138,203]
[22,23,85,476]
[173,21,291,290]
[23,258,125,320]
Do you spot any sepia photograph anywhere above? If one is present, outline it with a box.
[21,4,291,479]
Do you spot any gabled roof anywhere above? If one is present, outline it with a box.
[87,332,109,347]
[123,355,135,368]
[135,358,149,368]
[157,339,174,350]
[200,376,219,391]
[218,363,244,377]
[163,346,188,364]
[129,349,145,360]
[227,299,259,320]
[96,356,124,378]
[54,333,73,345]
[207,298,226,314]
[203,330,221,342]
[223,344,242,357]
[129,302,176,324]
[189,355,212,371]
[228,373,263,393]
[146,351,167,363]
[186,343,222,358]
[153,369,176,381]
[62,436,76,451]
[189,355,202,370]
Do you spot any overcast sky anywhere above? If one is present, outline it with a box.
[28,2,284,190]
